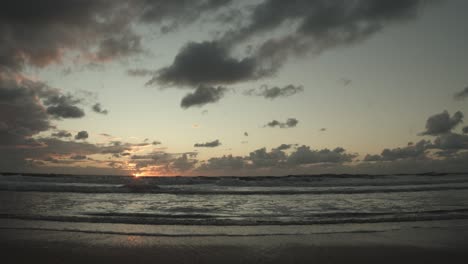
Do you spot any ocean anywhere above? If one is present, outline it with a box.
[1,173,468,236]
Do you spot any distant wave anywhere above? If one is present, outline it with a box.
[1,182,468,195]
[1,208,468,226]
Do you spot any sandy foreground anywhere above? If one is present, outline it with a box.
[1,221,467,264]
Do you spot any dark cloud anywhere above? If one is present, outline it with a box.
[432,133,468,150]
[75,131,89,140]
[148,41,258,87]
[244,84,303,99]
[198,155,245,171]
[364,140,431,162]
[265,118,299,128]
[51,130,72,138]
[0,72,86,146]
[248,147,287,168]
[194,139,222,148]
[217,0,428,79]
[420,111,464,136]
[181,85,228,108]
[454,86,468,101]
[275,144,292,151]
[130,151,198,174]
[92,103,109,115]
[46,105,84,119]
[287,146,357,165]
[0,0,144,71]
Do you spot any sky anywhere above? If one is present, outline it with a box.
[1,0,468,176]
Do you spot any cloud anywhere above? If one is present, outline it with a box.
[287,146,357,165]
[420,111,464,136]
[130,150,198,174]
[75,131,89,140]
[265,118,299,128]
[432,133,468,150]
[248,147,287,168]
[92,103,109,115]
[0,0,145,72]
[180,85,228,108]
[244,84,303,99]
[0,72,87,146]
[198,155,245,171]
[364,140,431,161]
[454,86,468,100]
[51,130,72,138]
[194,139,222,148]
[275,144,293,151]
[147,41,258,87]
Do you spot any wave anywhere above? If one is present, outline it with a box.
[0,226,382,237]
[2,208,468,226]
[1,182,468,195]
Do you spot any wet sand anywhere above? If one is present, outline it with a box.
[1,224,468,264]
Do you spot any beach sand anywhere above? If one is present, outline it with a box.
[1,222,467,264]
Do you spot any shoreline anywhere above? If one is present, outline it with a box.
[2,222,467,263]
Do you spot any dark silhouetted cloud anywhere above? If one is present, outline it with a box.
[432,133,468,150]
[92,103,109,115]
[75,131,89,140]
[198,155,245,171]
[454,86,468,100]
[420,111,464,136]
[287,146,357,165]
[194,139,221,148]
[245,84,303,99]
[148,41,257,87]
[181,85,228,108]
[265,118,299,128]
[0,72,87,146]
[248,147,287,168]
[275,144,292,151]
[51,130,72,138]
[364,140,431,162]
